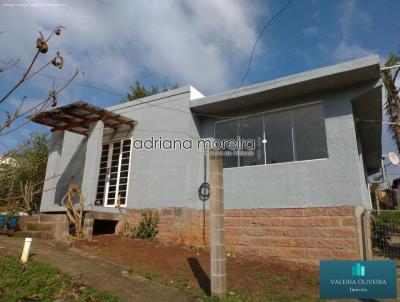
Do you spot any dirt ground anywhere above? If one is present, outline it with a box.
[74,235,320,298]
[0,236,193,302]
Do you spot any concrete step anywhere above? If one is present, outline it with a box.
[13,230,52,240]
[26,222,53,231]
[26,221,69,232]
[39,214,68,223]
[17,215,40,231]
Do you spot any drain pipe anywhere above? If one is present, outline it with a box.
[21,238,32,263]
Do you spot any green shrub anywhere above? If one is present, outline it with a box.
[371,212,392,248]
[373,211,400,226]
[124,210,159,239]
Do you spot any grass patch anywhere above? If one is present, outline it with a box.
[173,270,190,290]
[250,267,266,280]
[306,278,319,287]
[140,268,321,302]
[0,255,119,301]
[144,271,167,283]
[188,288,322,302]
[271,272,290,285]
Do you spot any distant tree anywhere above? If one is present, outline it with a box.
[0,133,49,213]
[124,81,178,102]
[382,50,400,152]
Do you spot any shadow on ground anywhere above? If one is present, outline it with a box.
[187,257,210,296]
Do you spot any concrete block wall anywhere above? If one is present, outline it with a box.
[127,206,369,264]
[17,214,69,240]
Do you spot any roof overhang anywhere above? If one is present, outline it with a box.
[190,55,381,114]
[352,82,383,174]
[30,101,136,136]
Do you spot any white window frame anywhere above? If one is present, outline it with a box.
[98,137,132,208]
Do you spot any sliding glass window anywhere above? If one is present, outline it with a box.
[294,104,327,161]
[214,103,327,168]
[264,110,294,164]
[215,119,238,168]
[239,116,264,166]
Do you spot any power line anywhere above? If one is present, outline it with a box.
[227,0,293,100]
[0,58,126,98]
[0,58,227,120]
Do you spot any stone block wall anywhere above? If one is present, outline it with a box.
[126,206,369,264]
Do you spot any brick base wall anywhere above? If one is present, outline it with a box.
[126,206,368,264]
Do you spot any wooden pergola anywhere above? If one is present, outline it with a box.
[30,101,136,136]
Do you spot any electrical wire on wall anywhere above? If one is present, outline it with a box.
[198,151,210,249]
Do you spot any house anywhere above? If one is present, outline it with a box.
[32,55,382,263]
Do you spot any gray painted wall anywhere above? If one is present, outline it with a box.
[40,83,374,212]
[40,87,205,212]
[197,85,374,210]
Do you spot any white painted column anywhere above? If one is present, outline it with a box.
[81,121,104,209]
[40,130,64,212]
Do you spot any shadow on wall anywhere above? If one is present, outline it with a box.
[187,257,210,296]
[54,137,87,205]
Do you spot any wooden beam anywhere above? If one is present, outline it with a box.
[59,107,87,121]
[51,127,88,136]
[81,104,135,128]
[107,115,135,128]
[52,116,101,131]
[31,102,135,131]
[53,115,120,132]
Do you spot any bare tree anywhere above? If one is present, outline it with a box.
[20,180,34,213]
[61,184,85,239]
[0,26,79,136]
[0,26,79,214]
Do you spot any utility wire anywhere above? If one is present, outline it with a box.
[0,1,294,103]
[227,0,293,100]
[0,0,293,119]
[0,58,125,98]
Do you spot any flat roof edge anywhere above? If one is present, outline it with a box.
[107,85,192,112]
[190,55,380,109]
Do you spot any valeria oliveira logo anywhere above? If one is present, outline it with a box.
[131,136,256,154]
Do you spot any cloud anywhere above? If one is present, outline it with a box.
[328,0,373,61]
[338,0,370,40]
[333,41,372,61]
[312,10,320,21]
[303,26,319,37]
[0,0,268,95]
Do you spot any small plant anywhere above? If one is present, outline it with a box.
[306,278,318,287]
[144,271,166,284]
[144,271,158,280]
[173,271,190,290]
[124,210,160,239]
[271,272,290,284]
[124,221,136,239]
[250,267,266,280]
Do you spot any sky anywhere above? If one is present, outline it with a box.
[0,0,399,179]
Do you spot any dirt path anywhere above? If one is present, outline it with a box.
[74,235,320,298]
[0,237,194,302]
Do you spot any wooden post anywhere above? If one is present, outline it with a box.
[209,150,226,298]
[375,190,380,214]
